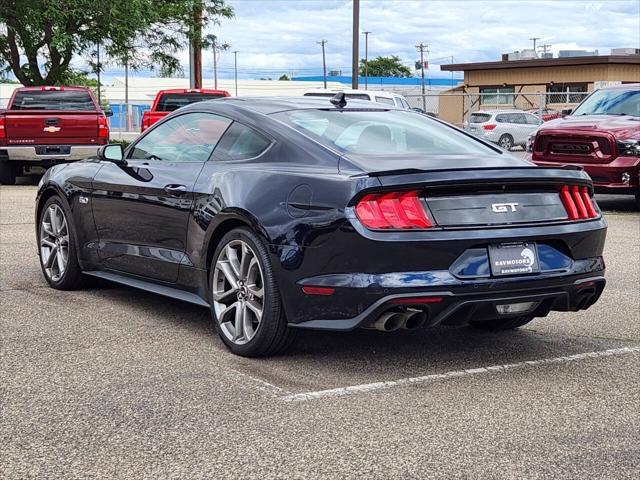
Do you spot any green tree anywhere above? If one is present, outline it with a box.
[0,0,234,86]
[278,74,290,81]
[359,55,411,78]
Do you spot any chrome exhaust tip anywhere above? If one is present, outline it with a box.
[368,311,406,332]
[402,309,428,330]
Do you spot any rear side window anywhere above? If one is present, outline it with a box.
[214,122,271,161]
[11,90,95,111]
[470,113,491,123]
[375,96,395,106]
[156,93,226,112]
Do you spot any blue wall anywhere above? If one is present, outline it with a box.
[291,75,462,88]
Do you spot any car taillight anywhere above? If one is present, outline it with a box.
[98,116,109,140]
[559,185,598,220]
[483,124,497,130]
[0,116,5,142]
[355,190,433,230]
[141,115,150,132]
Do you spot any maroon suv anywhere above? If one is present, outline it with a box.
[530,84,640,208]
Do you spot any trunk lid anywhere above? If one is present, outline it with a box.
[357,166,596,228]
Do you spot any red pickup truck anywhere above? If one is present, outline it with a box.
[530,83,640,208]
[0,86,110,185]
[140,88,230,132]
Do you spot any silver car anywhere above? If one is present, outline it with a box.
[465,110,543,150]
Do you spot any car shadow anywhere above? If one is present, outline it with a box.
[595,194,638,213]
[80,281,627,393]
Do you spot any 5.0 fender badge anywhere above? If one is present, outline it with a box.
[79,196,89,204]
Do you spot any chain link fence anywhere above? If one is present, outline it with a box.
[400,91,590,156]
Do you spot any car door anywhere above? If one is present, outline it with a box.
[510,113,531,145]
[91,111,232,282]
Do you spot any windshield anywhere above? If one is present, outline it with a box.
[273,109,497,156]
[572,88,640,117]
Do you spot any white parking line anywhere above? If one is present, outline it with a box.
[279,346,640,402]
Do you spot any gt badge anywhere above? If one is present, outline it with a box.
[491,202,519,213]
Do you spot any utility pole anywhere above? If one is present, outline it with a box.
[363,31,371,90]
[233,51,239,96]
[529,37,541,56]
[317,40,328,89]
[540,44,552,57]
[416,43,428,112]
[351,0,360,89]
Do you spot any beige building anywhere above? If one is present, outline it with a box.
[438,55,640,126]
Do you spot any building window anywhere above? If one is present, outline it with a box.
[480,87,514,105]
[547,83,588,104]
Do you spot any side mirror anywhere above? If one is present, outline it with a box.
[561,108,573,116]
[97,144,126,165]
[103,108,113,117]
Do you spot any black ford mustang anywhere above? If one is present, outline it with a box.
[35,96,607,357]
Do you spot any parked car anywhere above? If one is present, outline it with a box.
[36,95,606,357]
[304,88,412,109]
[0,86,111,185]
[140,88,230,132]
[530,83,640,208]
[526,108,562,122]
[465,110,543,150]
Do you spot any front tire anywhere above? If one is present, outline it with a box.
[209,227,296,357]
[470,316,534,331]
[38,196,84,289]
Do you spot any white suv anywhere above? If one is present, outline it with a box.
[465,110,542,150]
[303,89,411,110]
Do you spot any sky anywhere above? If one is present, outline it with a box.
[98,0,640,81]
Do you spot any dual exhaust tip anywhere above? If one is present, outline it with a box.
[366,308,428,332]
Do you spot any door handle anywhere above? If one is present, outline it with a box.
[163,184,188,196]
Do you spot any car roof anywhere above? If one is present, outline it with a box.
[304,88,401,98]
[601,82,639,90]
[210,96,394,115]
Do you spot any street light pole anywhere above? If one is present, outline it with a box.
[233,51,239,96]
[213,38,218,89]
[363,31,371,90]
[351,0,359,89]
[317,40,328,89]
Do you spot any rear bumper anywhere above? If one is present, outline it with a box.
[533,155,640,193]
[291,266,606,331]
[1,145,100,162]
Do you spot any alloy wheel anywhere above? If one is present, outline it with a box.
[40,204,69,282]
[212,240,265,345]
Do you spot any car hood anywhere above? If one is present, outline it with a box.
[538,115,640,140]
[340,153,533,175]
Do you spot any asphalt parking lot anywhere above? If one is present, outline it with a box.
[1,181,639,479]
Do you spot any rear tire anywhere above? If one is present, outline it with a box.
[498,134,514,151]
[470,315,534,331]
[209,227,297,357]
[635,193,640,211]
[0,161,17,185]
